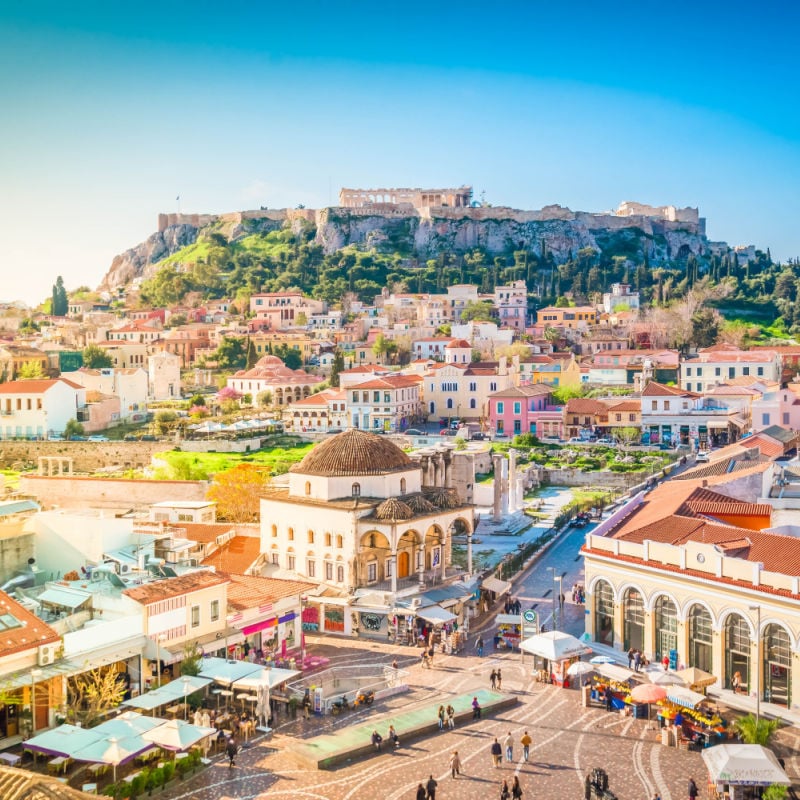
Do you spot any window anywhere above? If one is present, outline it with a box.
[352,483,361,497]
[651,400,657,410]
[743,367,750,376]
[307,530,315,544]
[191,605,200,628]
[686,367,692,376]
[513,402,521,415]
[271,552,280,566]
[470,398,476,409]
[696,367,702,377]
[628,413,636,422]
[757,366,764,376]
[325,532,332,547]
[271,524,278,538]
[783,412,790,425]
[288,527,294,541]
[325,562,333,581]
[729,367,735,379]
[367,562,377,582]
[337,565,345,583]
[664,401,670,411]
[762,413,771,426]
[352,392,358,402]
[386,558,393,577]
[287,554,296,570]
[307,559,316,577]
[400,478,406,493]
[615,413,622,422]
[446,398,453,409]
[497,402,504,414]
[210,599,219,622]
[715,367,721,376]
[490,382,497,391]
[469,382,476,391]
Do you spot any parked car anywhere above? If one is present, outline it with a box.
[492,432,509,440]
[88,435,109,442]
[439,428,458,436]
[695,450,710,462]
[567,437,586,444]
[470,432,489,441]
[404,428,425,436]
[596,437,614,444]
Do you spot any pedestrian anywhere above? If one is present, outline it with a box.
[416,784,426,800]
[503,731,514,762]
[226,737,238,768]
[446,703,455,729]
[662,653,669,671]
[511,776,523,799]
[652,794,662,800]
[302,688,312,719]
[605,687,614,712]
[437,704,445,730]
[634,650,642,673]
[476,636,484,658]
[388,724,399,748]
[490,669,497,690]
[688,777,698,799]
[426,773,438,800]
[371,729,383,751]
[472,696,481,719]
[428,645,435,665]
[496,668,503,691]
[559,592,565,609]
[627,647,634,669]
[491,737,503,767]
[421,650,429,669]
[449,749,461,778]
[500,779,510,800]
[520,730,532,762]
[584,773,592,800]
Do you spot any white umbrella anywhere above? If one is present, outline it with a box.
[567,661,595,678]
[256,682,271,729]
[589,655,615,665]
[703,744,790,786]
[72,735,149,782]
[519,631,592,662]
[142,719,216,752]
[665,685,707,709]
[650,670,685,687]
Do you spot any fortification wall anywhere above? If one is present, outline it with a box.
[18,475,210,510]
[158,213,219,232]
[0,441,164,471]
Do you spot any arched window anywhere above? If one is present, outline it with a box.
[336,534,343,548]
[325,532,332,547]
[307,530,315,544]
[305,481,311,496]
[271,524,277,538]
[400,478,406,494]
[653,596,678,661]
[336,565,345,583]
[594,580,614,647]
[446,398,453,409]
[470,398,476,409]
[763,624,791,706]
[725,614,751,692]
[288,527,294,541]
[688,605,713,672]
[622,588,645,652]
[352,482,361,497]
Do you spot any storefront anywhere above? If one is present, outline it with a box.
[494,614,522,651]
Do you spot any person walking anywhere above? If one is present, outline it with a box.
[426,774,438,800]
[416,784,426,800]
[634,649,642,672]
[520,730,532,762]
[511,776,523,799]
[491,737,503,767]
[449,749,462,778]
[500,779,511,800]
[584,773,592,800]
[371,729,383,751]
[688,777,698,799]
[476,636,484,658]
[490,669,497,690]
[496,668,503,691]
[627,647,634,669]
[472,696,481,719]
[503,731,514,762]
[446,703,455,729]
[437,705,446,730]
[388,724,399,748]
[226,737,238,768]
[302,689,312,719]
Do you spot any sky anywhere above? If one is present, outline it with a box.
[1,1,799,306]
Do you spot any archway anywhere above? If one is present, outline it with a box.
[725,613,751,692]
[687,604,713,672]
[653,595,678,661]
[594,579,614,647]
[763,623,791,706]
[623,588,645,652]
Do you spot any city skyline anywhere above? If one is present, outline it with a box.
[1,1,798,305]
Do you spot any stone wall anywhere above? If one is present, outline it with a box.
[543,468,640,489]
[0,441,165,472]
[18,475,210,510]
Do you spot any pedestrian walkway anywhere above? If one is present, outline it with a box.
[290,689,517,769]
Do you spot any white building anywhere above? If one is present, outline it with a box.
[0,378,87,439]
[148,351,182,401]
[493,280,527,330]
[602,283,640,314]
[681,347,781,394]
[69,368,148,421]
[347,375,422,433]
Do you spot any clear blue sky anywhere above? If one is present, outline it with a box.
[1,1,798,305]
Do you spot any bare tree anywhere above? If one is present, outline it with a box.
[67,666,126,727]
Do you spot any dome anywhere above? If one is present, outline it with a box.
[423,487,461,509]
[293,429,413,477]
[403,493,438,514]
[374,497,415,521]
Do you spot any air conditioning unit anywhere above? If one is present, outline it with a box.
[119,564,131,574]
[38,643,58,666]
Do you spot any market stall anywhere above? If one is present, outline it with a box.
[520,631,592,687]
[493,614,522,651]
[702,744,789,800]
[590,662,649,712]
[656,685,728,747]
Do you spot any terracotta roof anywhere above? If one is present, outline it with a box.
[0,765,97,798]
[564,398,608,414]
[0,378,82,394]
[348,376,421,390]
[374,497,414,521]
[0,591,60,659]
[200,536,261,574]
[641,381,698,398]
[490,384,554,399]
[223,573,317,611]
[174,523,236,544]
[677,488,773,519]
[604,399,641,412]
[292,429,413,477]
[445,339,471,348]
[123,571,228,604]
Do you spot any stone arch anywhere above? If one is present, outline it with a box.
[716,607,756,637]
[593,578,615,647]
[756,617,795,648]
[614,580,647,606]
[646,589,683,618]
[449,516,472,535]
[587,574,618,598]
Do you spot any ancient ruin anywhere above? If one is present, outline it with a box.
[338,186,473,209]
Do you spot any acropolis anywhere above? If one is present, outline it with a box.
[338,185,473,210]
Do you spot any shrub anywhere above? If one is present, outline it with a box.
[161,761,175,783]
[129,773,146,798]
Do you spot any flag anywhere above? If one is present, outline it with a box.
[176,195,180,201]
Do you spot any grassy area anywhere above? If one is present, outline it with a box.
[0,469,20,490]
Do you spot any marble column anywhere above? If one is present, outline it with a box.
[492,454,503,522]
[508,450,518,512]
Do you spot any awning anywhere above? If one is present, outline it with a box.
[144,638,179,665]
[415,605,457,625]
[231,666,301,691]
[121,675,211,711]
[197,656,264,686]
[36,586,92,609]
[495,614,521,626]
[482,576,511,596]
[166,627,244,659]
[703,744,790,786]
[665,685,707,709]
[520,631,591,661]
[730,415,748,429]
[594,662,649,684]
[707,419,731,429]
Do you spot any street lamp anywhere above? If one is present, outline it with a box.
[547,567,558,631]
[748,605,761,725]
[182,676,191,721]
[30,668,42,735]
[156,634,167,689]
[300,596,308,666]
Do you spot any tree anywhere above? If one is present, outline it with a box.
[64,419,85,440]
[51,276,68,317]
[66,666,126,727]
[731,713,781,746]
[18,361,44,379]
[214,336,248,370]
[180,642,203,676]
[154,410,178,435]
[690,308,720,348]
[82,344,113,369]
[245,338,258,369]
[206,463,272,522]
[273,344,303,370]
[372,334,398,364]
[616,426,641,446]
[460,301,495,323]
[329,349,344,388]
[256,390,274,407]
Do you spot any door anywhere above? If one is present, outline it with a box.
[398,550,410,578]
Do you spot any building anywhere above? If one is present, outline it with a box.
[583,468,800,707]
[338,185,472,209]
[488,384,558,438]
[536,306,598,331]
[347,375,422,433]
[148,351,182,401]
[107,320,163,345]
[259,429,474,638]
[0,345,50,381]
[602,283,640,314]
[562,398,610,440]
[249,292,325,328]
[681,346,782,394]
[284,388,348,434]
[68,368,148,422]
[412,337,456,361]
[0,379,87,440]
[423,359,515,422]
[493,280,527,330]
[226,355,321,407]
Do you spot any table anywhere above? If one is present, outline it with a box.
[48,756,70,775]
[165,704,181,717]
[0,752,21,766]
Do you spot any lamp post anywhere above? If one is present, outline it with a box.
[300,596,308,667]
[749,605,761,725]
[156,634,167,689]
[182,676,191,721]
[30,668,42,735]
[547,567,557,631]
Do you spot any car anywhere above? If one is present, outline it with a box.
[567,437,586,444]
[492,432,509,440]
[404,428,425,436]
[140,434,157,441]
[695,450,710,462]
[123,434,138,441]
[88,435,109,442]
[439,428,458,436]
[470,432,489,441]
[596,437,614,444]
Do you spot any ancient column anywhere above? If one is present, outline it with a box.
[492,454,503,522]
[508,450,518,512]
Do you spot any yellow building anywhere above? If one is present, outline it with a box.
[583,464,800,709]
[0,345,50,380]
[536,306,598,330]
[251,331,317,363]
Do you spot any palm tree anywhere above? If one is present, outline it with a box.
[732,713,781,746]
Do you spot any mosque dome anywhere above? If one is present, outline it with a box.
[374,497,415,521]
[293,429,413,477]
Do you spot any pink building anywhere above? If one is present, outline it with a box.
[488,384,561,438]
[751,385,800,433]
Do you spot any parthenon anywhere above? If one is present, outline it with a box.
[338,185,473,210]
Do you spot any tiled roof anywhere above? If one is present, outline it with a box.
[123,571,228,604]
[348,376,421,390]
[174,523,236,544]
[445,339,471,348]
[604,399,641,412]
[490,384,554,399]
[0,591,60,659]
[223,573,317,611]
[0,765,97,798]
[641,381,698,398]
[200,536,261,574]
[677,488,772,519]
[0,378,82,394]
[292,429,412,477]
[564,398,608,414]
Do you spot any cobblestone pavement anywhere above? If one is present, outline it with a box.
[161,637,709,800]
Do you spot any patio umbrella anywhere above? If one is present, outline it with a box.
[675,667,717,690]
[665,685,707,709]
[630,684,667,704]
[142,719,216,752]
[567,661,596,678]
[256,682,270,729]
[72,735,148,782]
[589,655,615,665]
[650,670,685,687]
[703,744,790,786]
[519,631,592,661]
